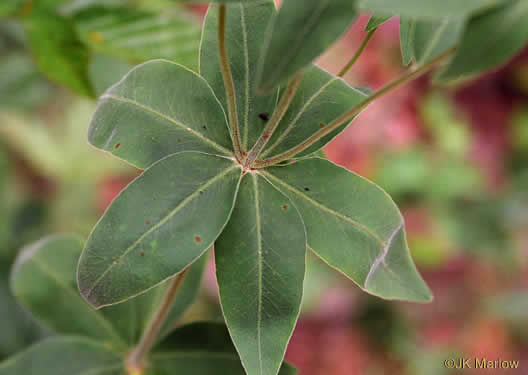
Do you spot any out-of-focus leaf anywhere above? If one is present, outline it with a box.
[259,66,368,158]
[11,234,207,348]
[359,0,505,19]
[257,0,357,92]
[88,60,233,169]
[23,11,94,97]
[215,173,305,375]
[73,5,201,70]
[400,18,415,66]
[264,158,432,302]
[0,279,46,360]
[77,152,242,308]
[366,15,391,31]
[149,322,297,375]
[0,1,22,17]
[200,1,279,151]
[487,291,528,332]
[0,54,54,110]
[438,0,528,81]
[0,337,123,375]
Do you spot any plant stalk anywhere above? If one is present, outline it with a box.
[253,48,456,168]
[244,73,303,168]
[337,29,376,78]
[218,4,244,161]
[126,267,190,373]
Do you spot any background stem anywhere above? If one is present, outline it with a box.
[338,30,376,78]
[126,267,190,373]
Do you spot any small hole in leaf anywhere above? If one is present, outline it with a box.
[259,113,269,121]
[115,143,121,149]
[304,187,310,192]
[195,236,202,243]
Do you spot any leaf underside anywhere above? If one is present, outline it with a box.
[215,173,305,375]
[264,158,431,302]
[77,152,242,308]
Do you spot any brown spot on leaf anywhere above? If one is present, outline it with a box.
[177,138,182,143]
[140,252,145,257]
[88,32,105,44]
[319,123,325,128]
[195,236,201,243]
[282,205,289,210]
[145,220,151,225]
[115,143,121,149]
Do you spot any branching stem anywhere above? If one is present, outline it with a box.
[253,48,456,168]
[338,29,376,77]
[218,5,244,161]
[126,267,190,374]
[244,73,303,168]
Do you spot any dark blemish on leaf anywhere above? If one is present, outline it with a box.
[115,257,120,263]
[115,143,121,149]
[304,187,310,192]
[195,236,202,243]
[199,191,204,195]
[319,123,325,128]
[177,138,182,143]
[259,113,269,121]
[140,252,145,257]
[282,205,289,210]
[203,125,207,130]
[263,133,270,139]
[145,220,151,225]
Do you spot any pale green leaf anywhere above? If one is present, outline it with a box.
[366,15,391,31]
[400,17,462,66]
[359,0,505,19]
[0,337,123,375]
[88,60,233,169]
[78,152,242,308]
[438,0,528,81]
[73,5,201,70]
[257,0,357,92]
[200,1,279,151]
[215,173,306,375]
[23,11,94,97]
[149,322,297,375]
[260,66,368,159]
[263,158,432,302]
[11,234,207,348]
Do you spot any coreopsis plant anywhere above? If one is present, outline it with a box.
[2,0,527,375]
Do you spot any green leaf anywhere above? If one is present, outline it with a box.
[359,0,505,19]
[0,54,54,110]
[11,234,207,347]
[400,19,415,66]
[0,1,22,17]
[77,152,242,308]
[365,15,391,31]
[438,0,528,81]
[11,235,127,347]
[88,60,233,169]
[73,5,201,70]
[400,17,462,66]
[0,337,123,375]
[260,66,368,159]
[215,173,306,375]
[200,1,279,152]
[0,279,46,359]
[23,11,94,97]
[257,0,357,92]
[263,158,432,302]
[149,322,297,375]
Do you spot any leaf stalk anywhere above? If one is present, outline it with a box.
[126,267,190,374]
[253,48,456,168]
[338,29,376,77]
[218,5,244,161]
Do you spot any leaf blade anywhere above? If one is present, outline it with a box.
[88,60,233,169]
[264,158,432,302]
[215,173,306,375]
[78,152,242,308]
[257,0,357,92]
